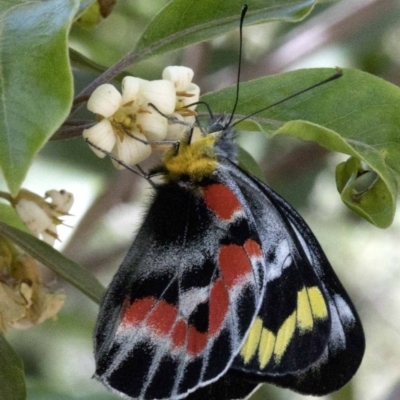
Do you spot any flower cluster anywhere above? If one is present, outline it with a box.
[0,237,65,332]
[13,189,74,246]
[83,66,200,168]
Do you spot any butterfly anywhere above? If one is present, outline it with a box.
[93,106,365,399]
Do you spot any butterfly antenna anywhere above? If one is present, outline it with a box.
[232,68,343,127]
[226,4,248,127]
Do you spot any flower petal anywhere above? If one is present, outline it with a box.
[41,227,57,246]
[112,134,151,168]
[140,80,176,115]
[87,84,121,117]
[15,200,53,236]
[162,66,194,91]
[191,126,204,143]
[179,83,200,109]
[121,76,147,106]
[45,190,74,214]
[83,119,116,158]
[136,110,168,141]
[166,113,193,140]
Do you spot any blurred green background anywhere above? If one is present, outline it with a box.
[6,0,400,399]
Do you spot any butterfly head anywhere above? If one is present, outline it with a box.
[162,132,218,183]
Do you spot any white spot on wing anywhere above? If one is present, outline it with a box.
[329,294,355,353]
[266,239,291,280]
[179,287,209,318]
[334,294,356,326]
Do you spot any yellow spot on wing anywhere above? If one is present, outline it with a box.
[244,287,328,370]
[240,317,263,363]
[259,328,275,368]
[274,311,296,361]
[308,287,328,319]
[297,287,314,331]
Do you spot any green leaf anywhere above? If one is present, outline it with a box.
[69,47,108,74]
[336,157,392,227]
[201,68,400,228]
[0,0,80,196]
[0,223,105,304]
[0,333,26,400]
[135,0,319,58]
[237,146,267,183]
[0,203,28,233]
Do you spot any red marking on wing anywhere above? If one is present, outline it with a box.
[187,326,208,356]
[208,278,229,336]
[171,319,188,348]
[244,239,263,258]
[121,296,155,327]
[219,245,252,288]
[146,300,178,335]
[202,183,242,220]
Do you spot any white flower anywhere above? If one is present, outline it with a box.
[45,189,74,214]
[83,77,176,167]
[162,66,200,108]
[14,189,74,246]
[162,66,201,139]
[84,66,202,165]
[87,84,121,118]
[111,133,150,170]
[15,199,54,242]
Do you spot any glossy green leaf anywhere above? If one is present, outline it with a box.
[201,68,400,227]
[135,0,319,58]
[335,157,392,227]
[0,0,79,196]
[0,223,105,304]
[0,334,26,400]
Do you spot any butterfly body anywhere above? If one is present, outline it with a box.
[94,120,364,400]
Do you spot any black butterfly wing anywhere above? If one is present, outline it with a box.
[95,153,364,399]
[185,370,258,400]
[95,180,265,400]
[257,177,365,394]
[219,160,364,395]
